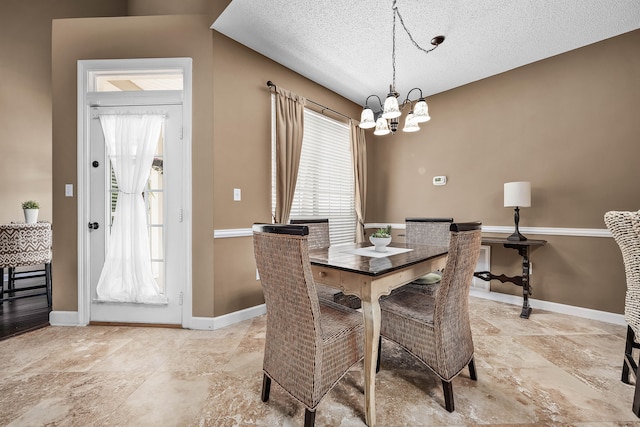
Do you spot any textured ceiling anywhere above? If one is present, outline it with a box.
[212,0,640,107]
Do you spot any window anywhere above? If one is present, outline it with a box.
[272,100,356,245]
[92,71,183,92]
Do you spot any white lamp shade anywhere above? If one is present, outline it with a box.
[359,107,376,129]
[504,181,531,207]
[402,112,420,132]
[382,94,401,119]
[373,117,390,135]
[413,99,430,123]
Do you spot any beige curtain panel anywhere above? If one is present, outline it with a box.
[274,87,306,224]
[350,120,367,243]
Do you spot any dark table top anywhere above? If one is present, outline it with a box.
[308,242,448,277]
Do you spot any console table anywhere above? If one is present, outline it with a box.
[474,237,547,319]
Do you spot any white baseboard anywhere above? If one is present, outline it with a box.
[469,289,625,326]
[49,294,623,331]
[49,304,267,330]
[49,311,82,326]
[190,304,266,331]
[206,303,266,330]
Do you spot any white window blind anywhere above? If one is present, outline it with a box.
[271,98,356,245]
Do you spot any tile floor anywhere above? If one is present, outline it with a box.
[1,297,639,426]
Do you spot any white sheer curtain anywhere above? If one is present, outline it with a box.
[96,114,167,304]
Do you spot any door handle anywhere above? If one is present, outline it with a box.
[88,222,99,230]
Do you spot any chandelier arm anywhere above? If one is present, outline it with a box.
[403,87,424,105]
[394,4,441,55]
[365,94,384,111]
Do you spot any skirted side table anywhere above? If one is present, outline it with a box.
[0,222,52,306]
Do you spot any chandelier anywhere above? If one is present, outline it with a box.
[358,0,445,136]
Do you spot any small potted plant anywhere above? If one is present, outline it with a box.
[22,200,40,224]
[369,225,392,252]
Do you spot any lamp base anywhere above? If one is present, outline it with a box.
[507,231,527,241]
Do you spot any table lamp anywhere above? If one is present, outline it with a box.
[504,181,531,241]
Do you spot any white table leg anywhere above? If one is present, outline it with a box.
[361,296,381,427]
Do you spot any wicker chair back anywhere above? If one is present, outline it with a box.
[252,223,363,425]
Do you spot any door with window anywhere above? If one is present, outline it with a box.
[89,103,184,324]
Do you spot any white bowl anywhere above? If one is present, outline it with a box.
[369,236,392,252]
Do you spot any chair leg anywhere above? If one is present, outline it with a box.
[633,380,640,417]
[468,357,478,381]
[376,336,382,373]
[304,409,316,427]
[623,326,636,384]
[442,380,454,412]
[45,263,52,307]
[261,374,271,402]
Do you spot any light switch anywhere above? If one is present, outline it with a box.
[65,184,73,197]
[233,188,241,201]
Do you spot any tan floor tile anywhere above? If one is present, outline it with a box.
[1,298,638,426]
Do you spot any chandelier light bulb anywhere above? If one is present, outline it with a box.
[373,117,391,135]
[402,112,420,132]
[413,98,430,123]
[359,107,376,129]
[382,93,401,119]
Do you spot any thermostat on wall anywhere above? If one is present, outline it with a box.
[433,176,447,186]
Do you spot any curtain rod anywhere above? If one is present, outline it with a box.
[266,80,352,121]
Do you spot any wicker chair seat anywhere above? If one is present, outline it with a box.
[379,289,436,325]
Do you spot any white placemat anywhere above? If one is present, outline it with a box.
[344,246,414,258]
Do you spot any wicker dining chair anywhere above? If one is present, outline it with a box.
[604,210,640,417]
[405,217,454,294]
[0,222,52,306]
[253,223,364,427]
[377,221,482,412]
[290,219,361,309]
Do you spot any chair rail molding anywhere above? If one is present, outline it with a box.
[212,225,611,239]
[213,228,253,239]
[365,223,611,238]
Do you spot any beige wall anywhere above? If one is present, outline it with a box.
[15,1,640,320]
[367,30,640,313]
[52,14,216,313]
[211,32,362,315]
[0,0,127,224]
[50,11,361,318]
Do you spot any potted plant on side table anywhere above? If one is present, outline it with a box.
[369,225,392,252]
[22,200,40,224]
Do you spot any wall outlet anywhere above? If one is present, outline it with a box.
[65,184,73,197]
[233,188,241,201]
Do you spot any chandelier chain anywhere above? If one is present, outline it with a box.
[392,3,397,90]
[358,0,442,135]
[394,2,440,56]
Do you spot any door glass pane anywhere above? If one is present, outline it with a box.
[146,133,164,293]
[107,132,165,294]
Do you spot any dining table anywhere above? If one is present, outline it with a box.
[308,242,448,427]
